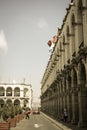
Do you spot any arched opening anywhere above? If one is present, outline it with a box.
[71,14,75,54]
[72,68,79,124]
[66,73,72,121]
[23,99,28,107]
[24,88,28,97]
[78,0,84,46]
[6,99,12,106]
[66,26,70,61]
[0,87,5,96]
[78,61,87,127]
[6,87,12,96]
[14,99,20,106]
[0,99,4,107]
[66,26,69,37]
[78,62,86,85]
[14,87,20,97]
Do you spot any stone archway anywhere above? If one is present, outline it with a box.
[0,87,5,96]
[23,99,28,107]
[24,88,28,97]
[66,73,72,122]
[78,61,86,85]
[14,87,20,97]
[71,13,75,54]
[6,87,12,96]
[6,99,12,106]
[78,61,87,127]
[71,68,79,124]
[14,99,20,106]
[0,99,4,107]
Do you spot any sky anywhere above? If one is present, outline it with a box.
[0,0,70,102]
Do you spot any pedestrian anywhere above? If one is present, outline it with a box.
[63,108,68,122]
[25,110,30,119]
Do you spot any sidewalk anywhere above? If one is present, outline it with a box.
[41,112,87,130]
[10,118,29,130]
[41,112,72,130]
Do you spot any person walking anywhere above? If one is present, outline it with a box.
[63,108,68,122]
[25,110,30,119]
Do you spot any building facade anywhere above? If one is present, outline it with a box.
[0,83,33,109]
[41,0,87,128]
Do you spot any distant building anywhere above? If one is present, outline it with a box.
[0,83,33,109]
[32,100,41,110]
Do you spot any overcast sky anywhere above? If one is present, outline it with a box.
[0,0,70,101]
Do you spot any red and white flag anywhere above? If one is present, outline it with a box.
[47,40,52,47]
[52,35,57,44]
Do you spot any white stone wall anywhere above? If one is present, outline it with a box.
[0,83,33,109]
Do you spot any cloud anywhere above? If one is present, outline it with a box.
[0,30,8,55]
[37,17,49,30]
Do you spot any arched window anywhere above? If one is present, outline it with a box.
[63,35,65,45]
[6,99,12,106]
[78,0,83,12]
[6,87,12,96]
[14,87,20,97]
[0,87,5,96]
[78,63,86,85]
[14,99,20,105]
[24,88,28,97]
[71,14,75,54]
[0,99,4,107]
[66,26,69,37]
[71,14,75,25]
[24,99,28,107]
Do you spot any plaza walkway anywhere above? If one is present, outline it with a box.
[10,112,87,130]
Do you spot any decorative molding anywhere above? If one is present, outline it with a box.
[63,42,69,45]
[67,33,75,37]
[57,54,61,57]
[72,22,82,26]
[80,6,87,10]
[60,49,65,52]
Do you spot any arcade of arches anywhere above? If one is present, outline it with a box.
[0,83,32,109]
[41,0,87,128]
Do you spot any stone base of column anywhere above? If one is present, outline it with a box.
[67,115,71,123]
[71,119,78,125]
[78,121,87,128]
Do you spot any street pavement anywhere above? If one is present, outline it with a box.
[10,112,87,130]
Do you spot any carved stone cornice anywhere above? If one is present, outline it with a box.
[71,56,78,65]
[63,42,69,45]
[78,46,87,56]
[64,64,71,73]
[76,46,87,63]
[71,47,87,66]
[72,22,82,26]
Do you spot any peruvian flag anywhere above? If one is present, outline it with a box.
[47,40,52,47]
[52,35,58,44]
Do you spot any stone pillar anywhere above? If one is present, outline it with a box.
[71,87,79,124]
[78,86,87,127]
[82,0,87,46]
[5,89,6,97]
[60,93,63,118]
[67,91,72,122]
[66,75,72,122]
[57,86,60,118]
[12,89,14,97]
